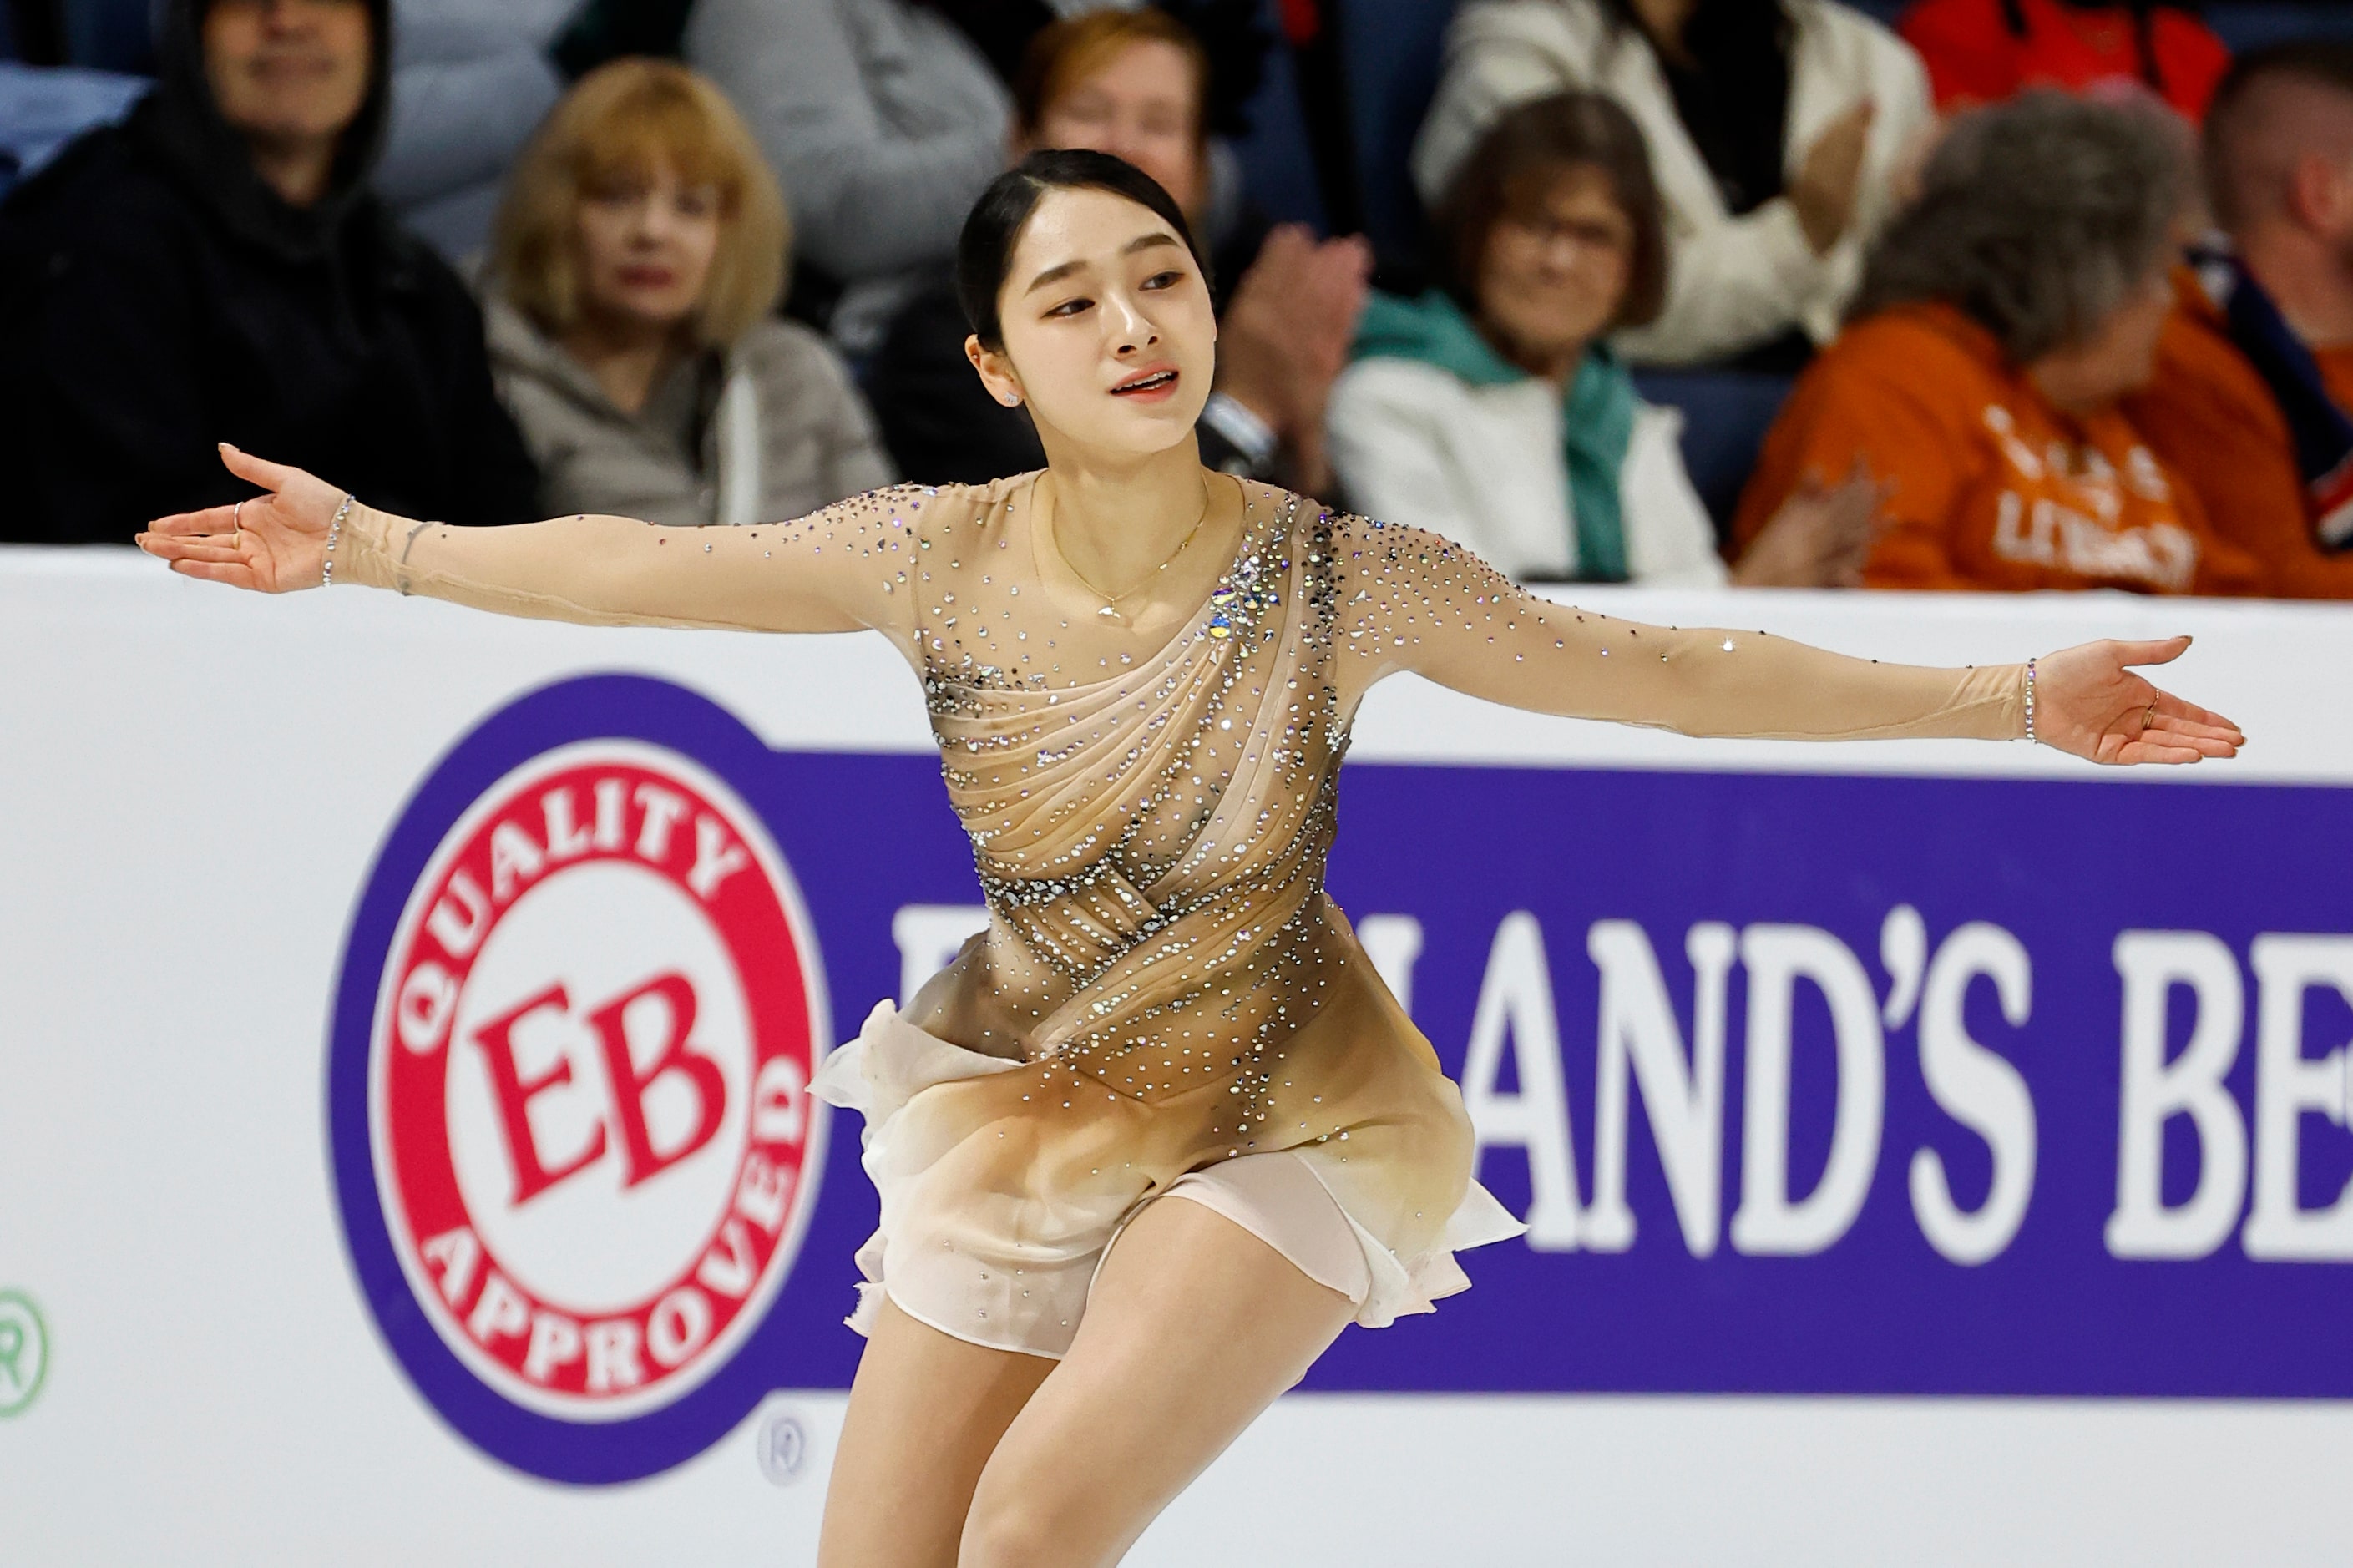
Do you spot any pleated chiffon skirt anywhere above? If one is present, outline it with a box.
[811,998,1526,1358]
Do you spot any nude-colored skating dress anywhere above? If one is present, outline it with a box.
[342,473,2024,1358]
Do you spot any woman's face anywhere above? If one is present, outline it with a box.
[1027,39,1207,215]
[2029,265,2175,414]
[573,159,723,336]
[967,185,1217,458]
[1475,164,1635,376]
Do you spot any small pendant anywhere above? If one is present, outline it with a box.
[1096,603,1123,621]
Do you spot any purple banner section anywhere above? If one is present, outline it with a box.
[1316,761,2353,1399]
[333,675,2353,1479]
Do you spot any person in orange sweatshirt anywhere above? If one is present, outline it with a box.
[1734,91,2265,594]
[2123,43,2353,598]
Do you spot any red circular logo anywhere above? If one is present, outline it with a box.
[371,742,827,1419]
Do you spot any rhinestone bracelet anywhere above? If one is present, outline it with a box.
[321,492,353,588]
[2022,656,2037,744]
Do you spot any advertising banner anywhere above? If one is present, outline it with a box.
[6,556,2350,1562]
[329,668,2353,1486]
[1324,761,2353,1401]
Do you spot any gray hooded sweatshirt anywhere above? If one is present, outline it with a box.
[485,298,895,527]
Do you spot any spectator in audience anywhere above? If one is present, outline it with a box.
[1414,0,1932,372]
[1899,0,2229,122]
[1734,92,2264,594]
[2123,43,2353,597]
[0,0,537,544]
[374,0,582,260]
[1331,93,1875,586]
[682,0,1010,352]
[482,61,891,528]
[866,6,1369,493]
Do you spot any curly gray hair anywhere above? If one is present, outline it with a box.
[1850,91,2193,364]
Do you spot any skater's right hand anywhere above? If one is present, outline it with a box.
[136,443,347,592]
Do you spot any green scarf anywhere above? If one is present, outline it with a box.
[1351,289,1634,582]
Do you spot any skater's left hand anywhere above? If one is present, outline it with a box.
[2032,636,2243,764]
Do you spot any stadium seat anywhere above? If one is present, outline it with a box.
[1228,0,1332,230]
[1336,0,1456,260]
[1844,0,1908,27]
[0,62,147,199]
[2205,2,2353,52]
[1630,369,1797,537]
[60,0,152,73]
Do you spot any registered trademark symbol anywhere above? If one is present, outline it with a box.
[756,1409,808,1485]
[0,1291,50,1418]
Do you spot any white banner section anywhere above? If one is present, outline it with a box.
[2,549,2347,1566]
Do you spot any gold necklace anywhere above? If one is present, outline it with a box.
[1042,479,1213,622]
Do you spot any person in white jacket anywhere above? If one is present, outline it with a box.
[1334,92,1873,586]
[1413,0,1932,369]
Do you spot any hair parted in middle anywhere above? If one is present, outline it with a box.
[1435,90,1669,331]
[955,148,1210,352]
[1851,90,2194,364]
[489,58,789,350]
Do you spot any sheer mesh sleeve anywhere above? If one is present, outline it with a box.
[337,485,943,653]
[1323,513,2024,741]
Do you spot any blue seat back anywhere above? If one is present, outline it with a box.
[1631,369,1797,535]
[1228,0,1329,230]
[62,0,154,73]
[0,61,149,200]
[1337,0,1456,257]
[2206,3,2353,52]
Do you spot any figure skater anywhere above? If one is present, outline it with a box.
[138,150,2241,1567]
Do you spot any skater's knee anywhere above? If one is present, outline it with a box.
[958,1470,1106,1568]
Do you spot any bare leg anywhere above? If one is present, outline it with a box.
[818,1297,1056,1568]
[957,1197,1357,1567]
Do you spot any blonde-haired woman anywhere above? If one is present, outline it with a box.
[487,59,892,527]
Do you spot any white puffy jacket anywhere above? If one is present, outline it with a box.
[1413,0,1931,367]
[1327,357,1727,587]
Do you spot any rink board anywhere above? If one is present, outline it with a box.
[3,549,2350,1562]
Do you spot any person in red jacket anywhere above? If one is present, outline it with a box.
[1900,0,2230,121]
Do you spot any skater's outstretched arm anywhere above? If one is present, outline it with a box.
[137,444,924,651]
[1323,513,2243,766]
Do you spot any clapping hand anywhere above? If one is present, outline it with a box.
[1215,224,1374,493]
[1732,473,1883,587]
[135,443,345,593]
[1789,99,1876,255]
[2032,636,2243,765]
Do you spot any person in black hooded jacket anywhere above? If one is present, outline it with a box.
[0,0,539,544]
